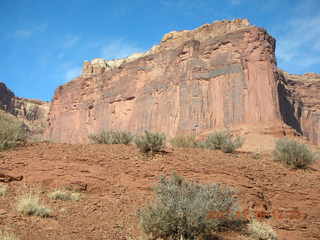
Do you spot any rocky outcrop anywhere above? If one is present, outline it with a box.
[278,71,320,144]
[46,19,294,143]
[0,82,50,136]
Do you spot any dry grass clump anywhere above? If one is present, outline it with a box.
[89,130,133,145]
[48,189,81,201]
[16,190,51,217]
[0,184,7,197]
[273,138,318,169]
[247,219,278,240]
[0,113,28,151]
[138,174,241,240]
[0,230,19,240]
[135,131,166,154]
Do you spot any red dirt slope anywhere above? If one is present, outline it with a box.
[0,143,319,240]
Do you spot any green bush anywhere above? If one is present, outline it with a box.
[89,130,133,145]
[201,131,244,153]
[170,135,198,148]
[134,131,166,154]
[273,138,317,169]
[0,113,28,151]
[138,174,239,240]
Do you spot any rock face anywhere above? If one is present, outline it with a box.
[0,82,50,135]
[46,19,294,143]
[278,72,320,144]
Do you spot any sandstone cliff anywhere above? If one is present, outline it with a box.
[47,19,295,143]
[278,71,320,144]
[0,82,50,137]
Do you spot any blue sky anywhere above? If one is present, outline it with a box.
[0,0,319,101]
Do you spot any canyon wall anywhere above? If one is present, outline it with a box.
[46,19,291,143]
[278,72,320,145]
[0,82,50,135]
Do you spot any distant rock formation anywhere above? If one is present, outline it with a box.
[45,19,320,144]
[278,71,320,144]
[0,82,49,137]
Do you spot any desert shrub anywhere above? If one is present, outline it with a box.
[0,231,19,240]
[138,174,239,240]
[16,190,51,217]
[89,130,133,145]
[134,131,166,154]
[170,135,198,148]
[0,184,7,197]
[201,131,244,153]
[48,189,81,201]
[0,113,28,151]
[273,138,317,169]
[248,219,278,240]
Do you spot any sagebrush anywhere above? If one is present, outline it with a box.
[201,130,244,153]
[89,130,133,145]
[273,138,317,168]
[134,131,166,154]
[0,113,28,151]
[170,135,198,148]
[138,174,240,240]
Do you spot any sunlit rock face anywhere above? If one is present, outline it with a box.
[45,19,297,143]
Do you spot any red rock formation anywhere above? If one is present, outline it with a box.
[278,71,320,144]
[46,19,292,143]
[0,82,50,135]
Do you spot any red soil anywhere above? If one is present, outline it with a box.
[0,143,319,240]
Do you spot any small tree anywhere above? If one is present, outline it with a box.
[134,131,166,154]
[273,138,317,169]
[138,174,239,240]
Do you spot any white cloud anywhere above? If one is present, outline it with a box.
[100,39,143,60]
[63,35,80,48]
[65,66,82,81]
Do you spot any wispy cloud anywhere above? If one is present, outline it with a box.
[63,35,80,48]
[100,39,143,60]
[276,14,320,70]
[12,23,48,39]
[230,0,241,5]
[14,30,33,38]
[65,66,82,81]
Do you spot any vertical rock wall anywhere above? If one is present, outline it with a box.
[46,19,287,143]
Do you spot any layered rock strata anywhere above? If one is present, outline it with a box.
[46,19,291,143]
